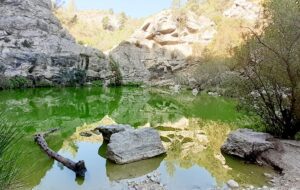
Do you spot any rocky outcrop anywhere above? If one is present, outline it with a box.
[223,0,263,21]
[0,0,113,86]
[107,128,166,164]
[222,129,300,189]
[221,129,274,161]
[96,124,132,141]
[109,10,217,86]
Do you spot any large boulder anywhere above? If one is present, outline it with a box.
[96,124,132,141]
[221,129,274,161]
[107,128,166,164]
[0,0,113,86]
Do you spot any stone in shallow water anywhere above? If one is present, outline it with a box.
[96,124,132,141]
[221,129,274,161]
[107,128,166,164]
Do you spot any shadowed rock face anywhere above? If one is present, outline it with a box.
[0,0,113,85]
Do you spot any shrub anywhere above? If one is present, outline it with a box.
[235,0,300,139]
[0,114,22,190]
[21,40,33,48]
[91,80,103,87]
[54,68,87,86]
[0,76,33,90]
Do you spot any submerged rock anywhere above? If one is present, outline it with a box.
[221,129,274,161]
[107,128,166,164]
[96,124,132,141]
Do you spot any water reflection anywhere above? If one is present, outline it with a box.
[106,156,164,181]
[0,87,273,189]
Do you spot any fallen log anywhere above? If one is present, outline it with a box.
[34,129,87,178]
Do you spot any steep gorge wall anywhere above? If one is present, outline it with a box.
[0,0,113,86]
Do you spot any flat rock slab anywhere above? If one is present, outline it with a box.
[96,124,132,141]
[107,128,166,164]
[221,129,274,161]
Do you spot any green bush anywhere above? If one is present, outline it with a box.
[0,114,22,190]
[0,76,33,90]
[55,68,87,86]
[91,80,103,87]
[235,0,300,139]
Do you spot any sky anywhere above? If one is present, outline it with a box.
[65,0,187,18]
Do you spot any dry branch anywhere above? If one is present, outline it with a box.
[34,129,87,177]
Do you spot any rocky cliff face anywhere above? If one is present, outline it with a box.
[109,10,217,86]
[0,0,113,86]
[109,0,264,86]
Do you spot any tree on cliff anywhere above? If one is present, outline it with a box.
[235,0,300,139]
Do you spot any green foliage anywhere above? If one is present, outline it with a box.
[55,68,87,86]
[102,16,110,30]
[124,81,144,87]
[0,76,33,90]
[235,0,300,139]
[91,80,103,87]
[0,114,22,190]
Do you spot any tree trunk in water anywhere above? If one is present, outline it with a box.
[34,129,87,177]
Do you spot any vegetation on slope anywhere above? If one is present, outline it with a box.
[53,1,144,51]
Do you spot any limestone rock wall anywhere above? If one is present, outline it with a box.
[109,10,217,86]
[0,0,113,86]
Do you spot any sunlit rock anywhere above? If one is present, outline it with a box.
[109,10,217,86]
[107,128,166,164]
[221,129,274,161]
[96,124,132,141]
[223,0,263,22]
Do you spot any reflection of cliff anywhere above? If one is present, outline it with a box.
[111,88,185,127]
[149,89,242,122]
[0,87,122,131]
[159,118,270,186]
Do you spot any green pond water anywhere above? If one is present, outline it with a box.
[0,87,274,190]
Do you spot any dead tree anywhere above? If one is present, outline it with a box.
[34,129,87,177]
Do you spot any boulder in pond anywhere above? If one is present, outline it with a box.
[107,128,166,164]
[96,124,132,141]
[221,129,274,161]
